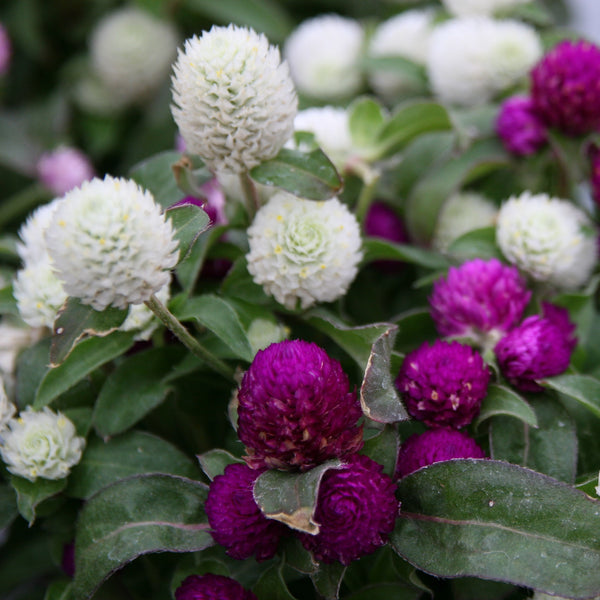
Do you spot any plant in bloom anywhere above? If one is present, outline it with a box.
[496,191,597,289]
[395,339,490,428]
[395,427,486,479]
[205,463,288,560]
[171,25,297,174]
[530,39,600,136]
[441,0,529,16]
[237,340,363,470]
[0,407,85,481]
[495,302,576,392]
[246,191,362,310]
[175,574,257,600]
[36,147,95,197]
[297,454,398,565]
[44,175,179,310]
[284,14,364,101]
[430,257,531,348]
[496,95,548,156]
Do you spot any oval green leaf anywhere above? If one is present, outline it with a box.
[362,238,449,270]
[542,373,600,419]
[129,150,183,208]
[473,384,538,429]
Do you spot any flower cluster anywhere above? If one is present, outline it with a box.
[175,574,257,600]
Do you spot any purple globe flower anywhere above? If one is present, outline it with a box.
[298,454,398,565]
[590,146,600,207]
[36,147,95,196]
[175,574,257,600]
[364,201,408,244]
[205,463,288,561]
[395,339,490,428]
[531,39,600,136]
[237,340,363,471]
[496,95,547,156]
[430,258,531,348]
[0,23,11,76]
[495,303,576,392]
[395,427,486,479]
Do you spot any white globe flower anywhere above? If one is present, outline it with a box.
[433,192,497,252]
[171,25,297,174]
[17,197,63,265]
[0,407,85,481]
[246,191,363,309]
[427,17,542,106]
[120,279,171,341]
[497,192,597,289]
[442,0,529,17]
[284,15,364,100]
[0,379,16,432]
[45,176,179,311]
[368,9,434,101]
[91,7,178,105]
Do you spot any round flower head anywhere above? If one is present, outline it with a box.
[246,192,362,310]
[171,25,297,174]
[441,0,529,17]
[237,340,363,470]
[0,23,12,75]
[175,574,257,600]
[368,9,434,101]
[91,7,178,106]
[495,302,576,392]
[427,17,541,106]
[0,407,85,482]
[396,339,490,428]
[284,15,364,101]
[36,147,94,197]
[433,192,497,252]
[496,95,547,156]
[17,197,63,266]
[430,258,531,348]
[205,463,287,561]
[396,427,486,479]
[496,192,597,289]
[45,176,179,311]
[364,201,408,244]
[0,378,16,432]
[531,40,600,136]
[297,455,398,565]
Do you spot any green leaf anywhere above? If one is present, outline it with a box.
[361,54,428,95]
[93,346,184,437]
[129,150,183,208]
[361,425,399,479]
[542,373,600,419]
[253,561,298,600]
[392,308,438,354]
[34,332,136,409]
[0,482,17,529]
[575,472,599,498]
[489,394,576,483]
[310,562,347,600]
[250,148,343,201]
[348,97,387,150]
[67,431,199,499]
[74,474,212,600]
[11,475,67,525]
[360,326,408,424]
[280,537,318,575]
[15,336,51,408]
[253,459,343,534]
[50,298,128,367]
[171,153,213,198]
[362,238,449,270]
[0,284,19,316]
[391,460,600,598]
[166,204,211,262]
[174,294,254,362]
[44,580,72,600]
[344,583,423,600]
[473,384,538,429]
[446,227,502,262]
[197,448,244,481]
[220,256,272,304]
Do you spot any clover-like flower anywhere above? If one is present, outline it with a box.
[0,407,85,481]
[496,192,597,289]
[17,198,63,266]
[441,0,529,17]
[36,147,95,197]
[237,340,363,471]
[172,25,297,174]
[175,574,257,600]
[45,176,179,311]
[297,455,398,565]
[205,463,287,561]
[284,15,364,100]
[246,192,362,310]
[496,96,548,156]
[396,339,490,429]
[395,427,486,479]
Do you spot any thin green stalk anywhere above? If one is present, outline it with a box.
[239,171,259,221]
[353,164,381,224]
[145,294,235,381]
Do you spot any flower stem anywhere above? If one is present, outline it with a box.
[239,171,259,221]
[351,163,381,223]
[145,294,235,381]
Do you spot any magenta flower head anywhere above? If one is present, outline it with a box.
[205,463,288,561]
[364,201,408,244]
[430,258,531,349]
[496,95,547,156]
[395,427,486,479]
[36,147,95,196]
[531,39,600,136]
[395,339,490,428]
[495,302,577,392]
[237,340,363,471]
[298,454,398,565]
[0,23,11,76]
[175,574,257,600]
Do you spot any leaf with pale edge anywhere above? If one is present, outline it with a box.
[197,448,244,481]
[253,561,298,600]
[11,475,66,525]
[542,373,600,419]
[362,425,399,479]
[473,384,538,429]
[311,562,347,600]
[391,460,600,598]
[165,204,211,263]
[74,474,212,600]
